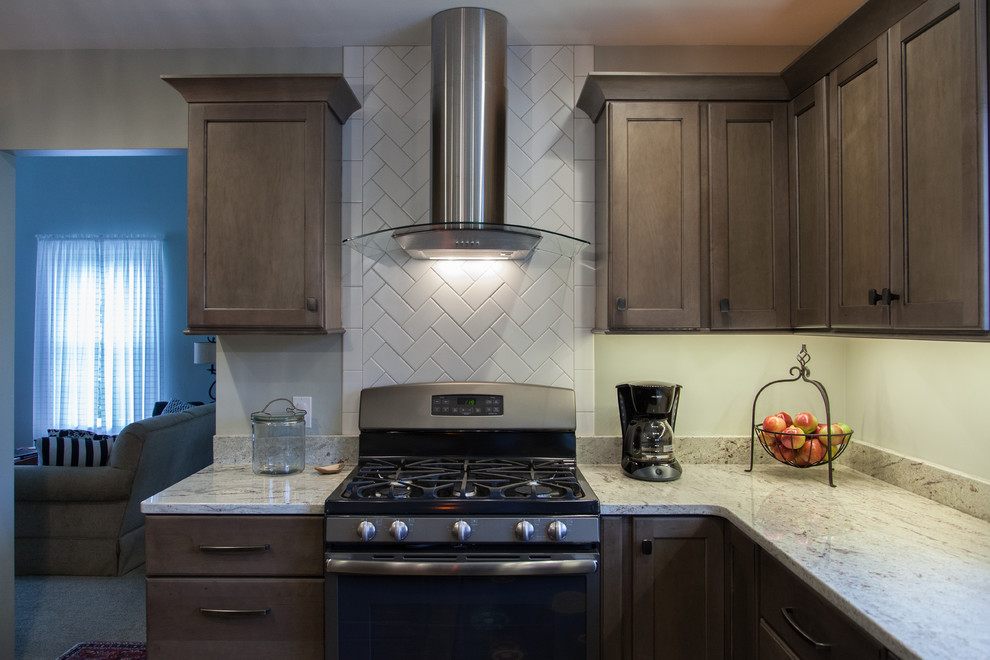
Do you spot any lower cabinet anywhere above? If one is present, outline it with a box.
[145,515,325,660]
[726,522,759,658]
[758,551,883,660]
[603,516,898,660]
[602,516,726,660]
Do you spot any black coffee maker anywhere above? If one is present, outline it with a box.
[617,382,683,482]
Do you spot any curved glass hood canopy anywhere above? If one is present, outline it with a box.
[342,7,587,262]
[343,222,589,261]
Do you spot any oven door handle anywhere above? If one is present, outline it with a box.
[325,558,598,577]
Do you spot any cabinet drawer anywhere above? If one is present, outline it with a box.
[146,577,323,660]
[759,619,800,660]
[760,552,882,660]
[146,515,323,576]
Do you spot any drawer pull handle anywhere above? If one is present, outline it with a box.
[200,608,271,616]
[781,606,830,650]
[198,544,271,553]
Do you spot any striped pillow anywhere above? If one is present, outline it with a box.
[39,430,115,466]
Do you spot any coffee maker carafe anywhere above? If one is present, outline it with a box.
[617,382,683,482]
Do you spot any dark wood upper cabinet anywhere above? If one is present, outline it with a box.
[788,80,830,329]
[828,36,892,328]
[164,75,359,335]
[888,0,987,329]
[579,75,791,332]
[580,0,988,336]
[827,0,988,332]
[595,101,703,331]
[709,102,790,329]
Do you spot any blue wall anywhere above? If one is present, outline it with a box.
[13,152,211,442]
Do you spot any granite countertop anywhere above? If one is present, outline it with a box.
[142,462,990,660]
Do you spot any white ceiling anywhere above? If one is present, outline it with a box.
[1,0,867,50]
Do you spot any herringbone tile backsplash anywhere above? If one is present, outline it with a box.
[341,45,595,435]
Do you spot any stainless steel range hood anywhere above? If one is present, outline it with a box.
[344,7,588,261]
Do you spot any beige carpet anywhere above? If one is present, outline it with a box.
[15,565,145,660]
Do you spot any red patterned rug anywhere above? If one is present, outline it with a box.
[56,642,146,660]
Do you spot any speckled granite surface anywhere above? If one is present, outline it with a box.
[214,434,990,524]
[144,461,990,660]
[582,463,990,660]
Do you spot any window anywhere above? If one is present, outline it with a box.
[33,235,164,436]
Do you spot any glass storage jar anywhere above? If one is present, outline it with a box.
[251,398,306,475]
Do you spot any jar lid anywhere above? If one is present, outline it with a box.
[251,398,307,423]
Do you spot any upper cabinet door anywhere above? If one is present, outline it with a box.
[602,102,702,330]
[708,102,790,329]
[828,36,891,328]
[166,75,359,335]
[788,80,830,329]
[188,101,332,333]
[889,0,988,330]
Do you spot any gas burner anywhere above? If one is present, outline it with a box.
[510,480,556,498]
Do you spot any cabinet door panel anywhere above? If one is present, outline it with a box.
[608,102,701,329]
[204,120,308,311]
[710,102,790,329]
[187,101,330,332]
[631,517,724,660]
[789,80,829,328]
[890,0,987,329]
[829,36,890,327]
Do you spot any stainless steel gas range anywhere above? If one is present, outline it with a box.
[324,382,600,660]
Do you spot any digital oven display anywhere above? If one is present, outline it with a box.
[431,394,503,416]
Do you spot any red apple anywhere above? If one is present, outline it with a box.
[827,423,848,446]
[778,426,806,450]
[762,414,787,434]
[772,443,796,463]
[776,411,793,427]
[806,438,827,464]
[793,411,818,433]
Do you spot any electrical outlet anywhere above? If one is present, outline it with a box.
[293,396,313,428]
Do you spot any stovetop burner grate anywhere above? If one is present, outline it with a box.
[340,457,586,502]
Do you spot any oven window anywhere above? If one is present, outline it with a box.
[331,573,590,660]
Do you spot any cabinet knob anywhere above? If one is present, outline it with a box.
[616,297,627,311]
[719,298,730,313]
[306,297,319,312]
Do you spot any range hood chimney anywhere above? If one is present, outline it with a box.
[345,7,587,261]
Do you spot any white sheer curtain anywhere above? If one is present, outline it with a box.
[33,235,164,436]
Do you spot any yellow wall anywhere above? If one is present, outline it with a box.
[844,337,990,482]
[595,334,990,483]
[594,335,847,438]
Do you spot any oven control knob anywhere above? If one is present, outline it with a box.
[389,520,409,541]
[356,520,376,542]
[452,520,472,542]
[514,520,535,541]
[547,520,568,541]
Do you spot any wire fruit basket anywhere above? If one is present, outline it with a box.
[747,345,853,487]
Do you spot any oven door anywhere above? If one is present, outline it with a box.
[325,551,601,660]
